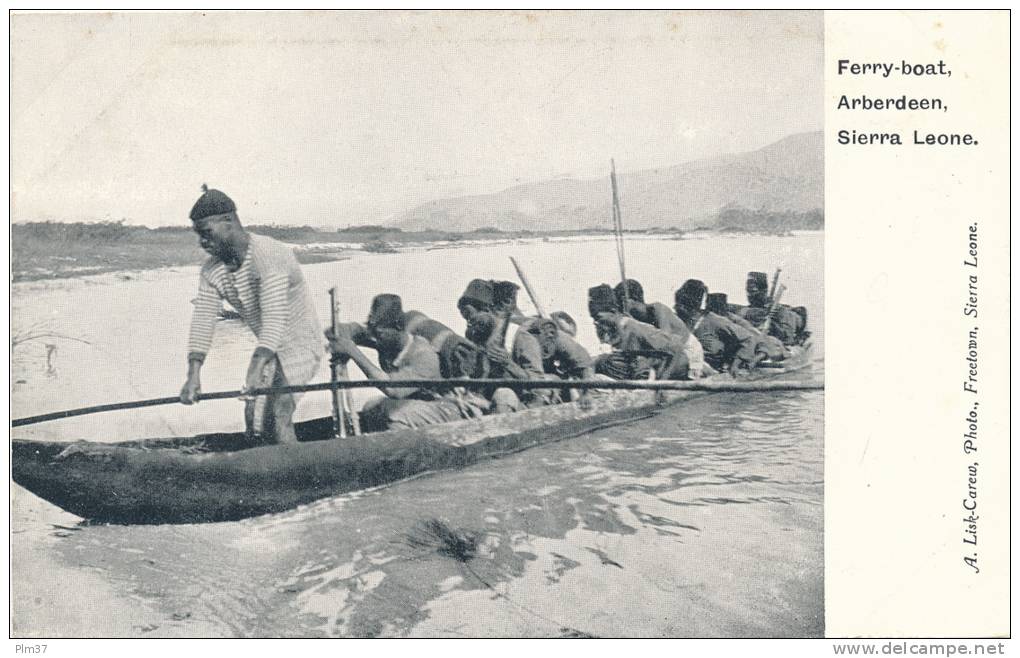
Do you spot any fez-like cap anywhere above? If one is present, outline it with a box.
[491,280,520,307]
[550,311,577,337]
[458,279,495,310]
[746,271,768,290]
[675,279,707,310]
[706,292,729,315]
[190,184,237,221]
[588,284,618,317]
[367,294,406,331]
[613,279,644,306]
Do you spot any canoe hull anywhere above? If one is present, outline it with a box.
[12,350,813,525]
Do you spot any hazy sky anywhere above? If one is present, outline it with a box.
[11,11,822,227]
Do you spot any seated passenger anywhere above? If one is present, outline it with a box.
[457,279,544,412]
[735,271,804,346]
[587,284,690,380]
[326,294,486,432]
[706,292,787,362]
[490,280,549,377]
[674,280,764,375]
[614,278,705,378]
[522,316,595,403]
[789,306,812,346]
[404,309,486,379]
[732,271,769,324]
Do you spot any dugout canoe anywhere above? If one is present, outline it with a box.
[12,347,814,525]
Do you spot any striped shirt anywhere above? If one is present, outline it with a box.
[187,233,322,386]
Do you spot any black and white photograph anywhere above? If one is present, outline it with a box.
[11,8,830,639]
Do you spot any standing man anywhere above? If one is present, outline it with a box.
[180,186,322,444]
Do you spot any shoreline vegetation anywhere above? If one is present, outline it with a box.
[11,210,823,283]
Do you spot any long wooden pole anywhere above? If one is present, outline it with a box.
[509,257,548,318]
[760,284,787,334]
[12,377,823,428]
[768,267,782,301]
[328,288,347,439]
[610,159,628,301]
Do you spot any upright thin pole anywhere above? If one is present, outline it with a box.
[768,267,782,301]
[328,288,347,439]
[761,284,787,334]
[610,159,628,305]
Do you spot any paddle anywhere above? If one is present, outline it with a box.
[509,257,548,318]
[760,284,787,334]
[11,377,823,428]
[328,287,348,439]
[768,267,782,301]
[609,158,628,304]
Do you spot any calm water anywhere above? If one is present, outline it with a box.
[10,233,823,637]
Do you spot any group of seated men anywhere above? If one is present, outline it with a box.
[587,270,808,381]
[324,278,594,431]
[324,271,809,432]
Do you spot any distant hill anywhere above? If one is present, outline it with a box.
[390,131,822,232]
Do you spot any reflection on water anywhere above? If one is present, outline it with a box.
[11,234,823,637]
[13,389,822,637]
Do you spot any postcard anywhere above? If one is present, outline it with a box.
[6,9,1009,647]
